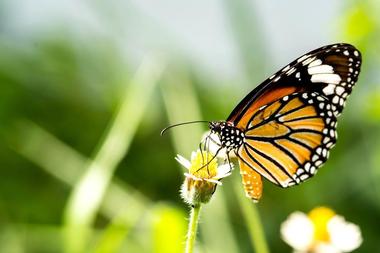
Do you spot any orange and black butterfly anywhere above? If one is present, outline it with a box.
[205,43,361,201]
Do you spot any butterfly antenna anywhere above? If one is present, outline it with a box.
[160,120,210,136]
[195,147,223,173]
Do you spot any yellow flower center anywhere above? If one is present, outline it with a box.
[308,206,336,242]
[189,151,218,179]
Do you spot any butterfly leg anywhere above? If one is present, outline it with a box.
[238,159,263,202]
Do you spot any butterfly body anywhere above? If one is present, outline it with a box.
[209,121,244,151]
[207,43,362,201]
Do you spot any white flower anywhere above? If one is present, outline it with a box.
[281,207,362,253]
[328,216,363,252]
[281,212,314,252]
[176,150,233,206]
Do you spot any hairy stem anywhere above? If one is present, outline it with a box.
[185,204,202,253]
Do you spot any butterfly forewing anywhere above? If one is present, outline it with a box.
[228,43,361,126]
[229,43,361,190]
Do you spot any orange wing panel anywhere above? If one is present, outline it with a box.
[246,121,290,138]
[275,139,311,165]
[238,144,293,187]
[245,139,299,174]
[278,97,305,114]
[291,132,323,148]
[279,105,318,122]
[284,117,325,132]
[238,145,280,185]
[249,100,282,127]
[235,86,299,129]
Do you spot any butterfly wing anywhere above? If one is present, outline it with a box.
[230,43,361,188]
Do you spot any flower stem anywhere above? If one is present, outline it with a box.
[185,204,202,253]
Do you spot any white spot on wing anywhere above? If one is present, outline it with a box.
[302,56,316,66]
[297,54,309,63]
[286,67,296,76]
[322,84,336,95]
[282,65,290,72]
[332,96,339,104]
[311,74,341,84]
[308,59,322,68]
[335,86,344,95]
[259,105,267,110]
[308,65,334,75]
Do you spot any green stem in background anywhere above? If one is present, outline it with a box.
[185,204,202,253]
[234,180,270,253]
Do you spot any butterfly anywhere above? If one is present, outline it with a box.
[206,43,362,202]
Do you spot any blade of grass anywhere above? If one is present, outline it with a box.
[63,56,165,253]
[221,0,267,84]
[6,120,152,252]
[201,188,241,253]
[7,120,89,186]
[160,66,204,154]
[7,120,150,219]
[233,179,269,253]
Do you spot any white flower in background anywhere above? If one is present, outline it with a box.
[176,150,233,206]
[281,207,362,253]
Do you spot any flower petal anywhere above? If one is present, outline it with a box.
[190,151,198,161]
[314,242,341,253]
[281,212,314,251]
[184,172,202,181]
[215,164,233,179]
[175,154,191,169]
[205,178,222,185]
[327,215,362,252]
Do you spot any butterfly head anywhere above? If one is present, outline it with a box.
[209,121,244,151]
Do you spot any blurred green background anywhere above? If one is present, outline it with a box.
[0,0,379,252]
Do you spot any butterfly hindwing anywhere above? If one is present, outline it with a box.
[236,92,336,187]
